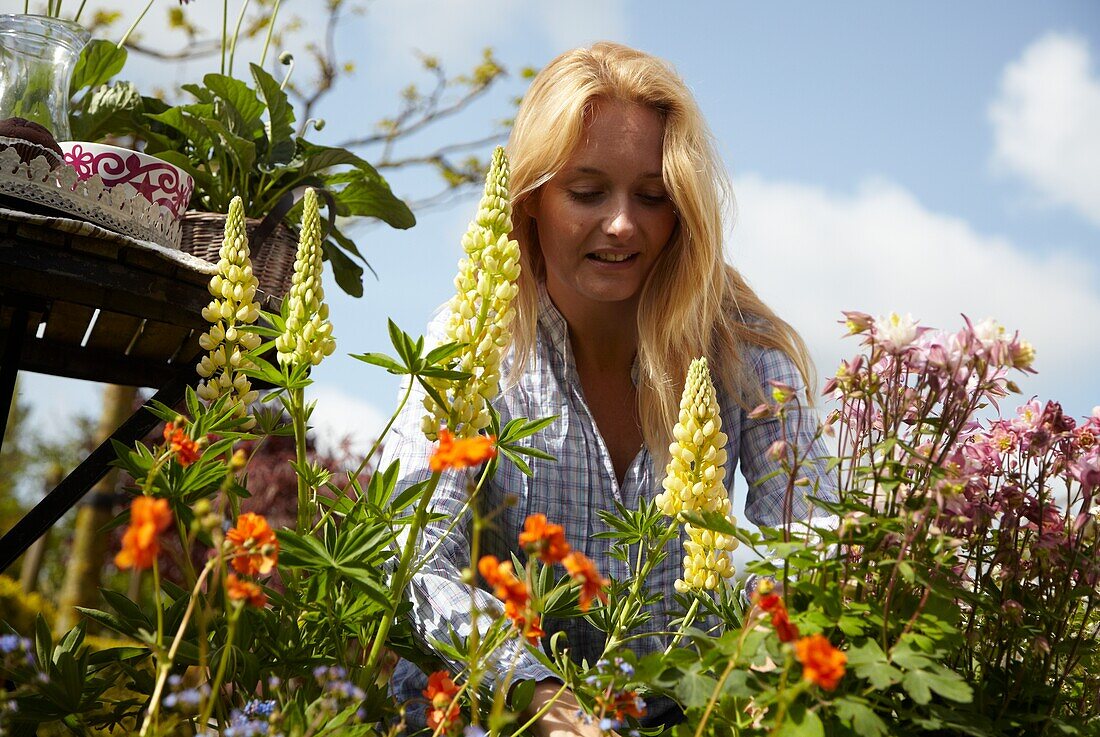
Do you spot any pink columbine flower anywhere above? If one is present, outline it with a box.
[872,312,920,354]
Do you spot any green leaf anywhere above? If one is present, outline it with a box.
[70,81,142,142]
[351,352,406,374]
[322,238,365,298]
[202,118,257,176]
[250,63,296,164]
[774,704,824,737]
[680,510,739,536]
[901,668,934,705]
[297,140,370,178]
[326,168,415,229]
[921,665,973,703]
[203,73,265,134]
[147,107,213,149]
[674,668,716,709]
[847,640,902,690]
[833,697,888,737]
[70,39,127,94]
[510,678,536,712]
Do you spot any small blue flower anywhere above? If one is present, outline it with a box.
[0,634,21,653]
[618,662,634,677]
[244,699,276,718]
[599,717,616,732]
[463,727,488,737]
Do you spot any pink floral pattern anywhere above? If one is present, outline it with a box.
[63,143,193,218]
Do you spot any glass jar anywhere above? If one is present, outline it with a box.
[0,14,90,141]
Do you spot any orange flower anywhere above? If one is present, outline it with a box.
[479,556,529,606]
[605,690,647,720]
[226,513,279,576]
[163,421,201,467]
[795,634,847,691]
[772,607,800,643]
[226,573,267,608]
[478,555,545,641]
[114,497,172,570]
[422,670,461,734]
[518,514,571,564]
[563,552,609,611]
[429,429,497,472]
[753,590,800,643]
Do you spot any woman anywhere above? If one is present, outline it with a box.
[383,42,835,735]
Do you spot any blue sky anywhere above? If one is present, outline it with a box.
[13,2,1100,482]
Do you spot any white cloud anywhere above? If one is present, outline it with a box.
[989,32,1100,226]
[306,383,388,458]
[728,173,1100,417]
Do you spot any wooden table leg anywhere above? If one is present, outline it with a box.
[0,370,192,573]
[0,306,29,451]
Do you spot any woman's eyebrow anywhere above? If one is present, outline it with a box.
[571,166,664,180]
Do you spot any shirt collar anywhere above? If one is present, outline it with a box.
[535,282,640,388]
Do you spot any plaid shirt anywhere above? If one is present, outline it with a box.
[383,288,835,727]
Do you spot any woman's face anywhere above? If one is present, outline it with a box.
[531,99,678,317]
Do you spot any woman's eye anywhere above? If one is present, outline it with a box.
[567,190,603,202]
[638,192,669,205]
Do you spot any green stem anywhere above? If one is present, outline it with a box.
[664,596,701,655]
[72,0,88,22]
[363,471,442,677]
[292,386,310,534]
[227,0,251,76]
[220,0,228,75]
[115,0,155,49]
[139,560,216,737]
[198,605,241,730]
[312,377,414,537]
[259,0,282,67]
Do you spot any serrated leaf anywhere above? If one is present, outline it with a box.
[774,704,824,737]
[674,668,716,709]
[834,697,888,737]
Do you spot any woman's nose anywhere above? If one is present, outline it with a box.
[604,200,636,240]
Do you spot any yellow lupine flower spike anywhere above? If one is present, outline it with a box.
[276,187,336,368]
[653,357,738,592]
[197,196,261,426]
[421,146,521,440]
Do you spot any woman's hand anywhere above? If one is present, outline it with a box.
[523,681,616,737]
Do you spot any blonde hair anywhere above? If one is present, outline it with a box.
[505,42,817,461]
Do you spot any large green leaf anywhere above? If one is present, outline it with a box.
[322,237,365,298]
[833,697,889,737]
[70,39,127,95]
[147,107,214,150]
[674,667,717,709]
[250,63,295,164]
[327,169,415,229]
[203,73,265,136]
[296,140,371,178]
[69,81,141,142]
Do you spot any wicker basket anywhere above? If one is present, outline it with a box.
[179,210,297,298]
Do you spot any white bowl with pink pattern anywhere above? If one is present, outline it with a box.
[59,141,194,220]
